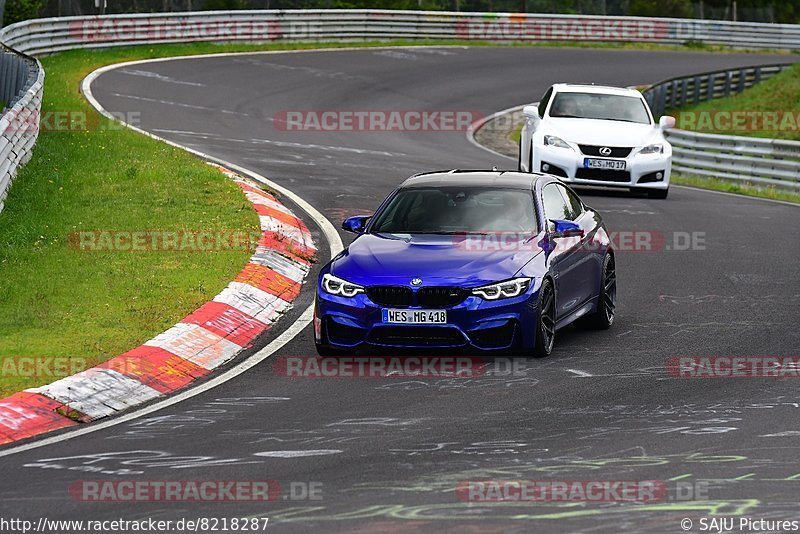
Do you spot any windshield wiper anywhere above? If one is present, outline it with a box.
[402,231,490,235]
[596,117,644,123]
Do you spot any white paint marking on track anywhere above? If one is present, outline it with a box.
[254,450,342,458]
[0,51,349,459]
[110,92,248,116]
[119,69,207,87]
[566,369,594,377]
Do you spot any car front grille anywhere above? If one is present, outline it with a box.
[417,287,470,308]
[575,168,632,182]
[368,326,466,347]
[367,286,469,308]
[579,145,632,158]
[366,286,413,307]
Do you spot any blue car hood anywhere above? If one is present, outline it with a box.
[330,232,542,286]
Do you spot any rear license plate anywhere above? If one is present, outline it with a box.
[382,309,447,324]
[584,158,626,170]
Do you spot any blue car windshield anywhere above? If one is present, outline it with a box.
[370,187,538,234]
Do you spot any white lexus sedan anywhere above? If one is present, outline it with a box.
[519,84,675,199]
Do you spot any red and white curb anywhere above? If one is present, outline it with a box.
[0,164,314,444]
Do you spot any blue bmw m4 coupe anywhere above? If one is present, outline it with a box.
[314,170,616,357]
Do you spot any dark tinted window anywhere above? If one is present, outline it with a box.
[371,187,538,234]
[541,184,571,221]
[549,91,651,124]
[558,185,584,221]
[538,87,553,118]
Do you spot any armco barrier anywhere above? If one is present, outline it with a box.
[0,45,42,214]
[0,10,798,209]
[642,64,800,188]
[1,10,800,57]
[667,129,800,188]
[643,63,792,119]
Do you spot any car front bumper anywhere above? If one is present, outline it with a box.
[535,144,671,190]
[315,281,543,353]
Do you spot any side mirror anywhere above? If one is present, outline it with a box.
[342,215,370,234]
[522,105,540,121]
[548,219,584,238]
[659,115,676,130]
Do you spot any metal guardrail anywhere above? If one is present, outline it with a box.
[643,63,792,118]
[0,10,798,211]
[642,64,800,189]
[667,129,800,187]
[0,46,42,213]
[1,10,800,56]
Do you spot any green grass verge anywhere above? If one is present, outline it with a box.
[512,123,523,143]
[0,38,794,397]
[672,174,800,204]
[671,63,800,141]
[0,46,273,397]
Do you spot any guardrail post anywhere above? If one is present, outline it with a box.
[736,68,746,93]
[670,80,679,109]
[680,78,688,107]
[723,71,733,97]
[0,53,8,109]
[706,73,715,101]
[2,55,12,109]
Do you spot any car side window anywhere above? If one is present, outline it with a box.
[558,185,584,221]
[538,87,553,118]
[541,184,571,222]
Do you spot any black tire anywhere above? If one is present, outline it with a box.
[533,278,556,358]
[577,253,616,330]
[648,188,669,199]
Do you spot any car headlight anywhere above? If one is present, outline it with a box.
[543,135,573,150]
[322,273,364,297]
[472,277,532,301]
[638,143,663,155]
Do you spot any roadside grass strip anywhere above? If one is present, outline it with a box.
[0,166,314,443]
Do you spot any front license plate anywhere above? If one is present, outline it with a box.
[584,158,626,170]
[382,309,447,324]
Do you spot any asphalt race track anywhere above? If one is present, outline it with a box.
[2,47,800,533]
